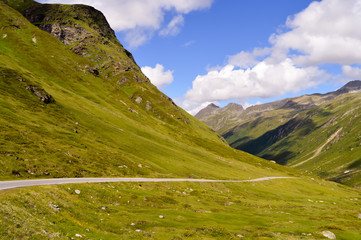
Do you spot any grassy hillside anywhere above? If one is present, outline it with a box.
[0,0,293,180]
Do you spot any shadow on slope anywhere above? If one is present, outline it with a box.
[233,118,317,165]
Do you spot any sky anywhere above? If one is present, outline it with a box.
[38,0,361,114]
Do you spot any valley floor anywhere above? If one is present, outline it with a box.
[1,177,361,239]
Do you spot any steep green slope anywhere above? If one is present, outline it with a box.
[0,0,291,180]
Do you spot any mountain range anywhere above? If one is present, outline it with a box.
[196,80,361,187]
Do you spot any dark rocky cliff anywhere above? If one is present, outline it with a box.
[19,2,140,79]
[22,4,117,45]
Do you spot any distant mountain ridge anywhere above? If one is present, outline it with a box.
[195,80,361,188]
[197,80,361,131]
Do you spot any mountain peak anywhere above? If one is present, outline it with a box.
[342,80,361,88]
[194,103,219,119]
[224,103,244,112]
[208,103,220,108]
[335,80,361,94]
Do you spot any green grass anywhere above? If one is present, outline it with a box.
[1,177,361,239]
[3,0,39,12]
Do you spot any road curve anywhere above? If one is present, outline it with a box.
[0,177,294,191]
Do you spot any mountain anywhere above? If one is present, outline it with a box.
[196,81,361,187]
[333,80,361,95]
[195,103,245,132]
[1,1,361,239]
[194,103,219,119]
[1,0,273,180]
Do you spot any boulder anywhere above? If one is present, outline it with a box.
[321,231,336,239]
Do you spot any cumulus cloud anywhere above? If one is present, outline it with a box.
[228,48,271,69]
[38,0,212,47]
[342,65,361,80]
[182,0,361,113]
[141,64,174,89]
[271,0,361,66]
[185,59,326,102]
[124,28,154,49]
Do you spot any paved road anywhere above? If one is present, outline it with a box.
[0,177,294,191]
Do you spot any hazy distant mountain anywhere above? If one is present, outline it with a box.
[196,80,361,187]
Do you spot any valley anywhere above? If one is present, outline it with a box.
[196,82,361,188]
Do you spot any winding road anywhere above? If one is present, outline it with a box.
[0,177,293,191]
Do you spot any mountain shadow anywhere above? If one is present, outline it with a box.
[233,117,316,164]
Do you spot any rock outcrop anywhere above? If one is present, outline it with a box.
[26,85,54,103]
[21,3,141,79]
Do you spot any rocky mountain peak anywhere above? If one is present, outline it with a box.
[194,103,220,119]
[335,80,361,94]
[208,103,220,109]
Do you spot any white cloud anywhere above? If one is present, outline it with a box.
[124,28,154,49]
[186,59,326,103]
[342,65,361,80]
[228,48,271,69]
[159,15,184,36]
[228,51,258,69]
[141,64,174,89]
[38,0,213,47]
[271,0,361,66]
[184,0,361,114]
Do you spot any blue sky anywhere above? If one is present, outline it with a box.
[39,0,361,114]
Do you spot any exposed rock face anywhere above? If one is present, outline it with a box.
[26,85,54,103]
[40,23,88,46]
[22,4,117,45]
[21,3,140,79]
